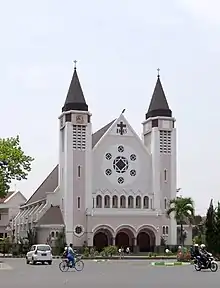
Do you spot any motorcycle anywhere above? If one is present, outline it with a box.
[194,253,218,272]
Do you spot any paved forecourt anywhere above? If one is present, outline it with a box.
[0,258,220,288]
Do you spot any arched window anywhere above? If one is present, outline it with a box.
[164,169,167,181]
[143,196,149,209]
[162,226,166,235]
[164,198,167,210]
[104,195,110,208]
[51,231,55,238]
[112,195,118,208]
[128,196,134,208]
[120,196,126,208]
[136,196,141,208]
[96,195,102,208]
[55,231,59,238]
[165,226,168,235]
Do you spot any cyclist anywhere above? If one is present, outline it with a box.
[64,244,75,267]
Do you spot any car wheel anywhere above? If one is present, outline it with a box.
[26,258,30,264]
[48,261,52,265]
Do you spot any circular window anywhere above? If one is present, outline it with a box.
[74,225,84,237]
[113,156,129,173]
[118,145,124,153]
[118,177,124,184]
[130,169,136,176]
[130,154,136,161]
[105,169,112,176]
[105,153,112,160]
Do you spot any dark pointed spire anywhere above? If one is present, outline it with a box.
[62,62,88,112]
[146,72,172,119]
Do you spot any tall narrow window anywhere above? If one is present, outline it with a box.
[61,130,64,152]
[164,198,167,210]
[92,198,95,208]
[78,166,81,177]
[77,197,80,209]
[164,169,167,181]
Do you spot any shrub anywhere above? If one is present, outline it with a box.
[103,246,117,257]
[83,247,89,257]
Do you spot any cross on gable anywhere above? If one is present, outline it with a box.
[117,121,127,135]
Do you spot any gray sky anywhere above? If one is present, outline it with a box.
[0,0,219,215]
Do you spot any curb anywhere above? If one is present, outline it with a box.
[151,262,191,266]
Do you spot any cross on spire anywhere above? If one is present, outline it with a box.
[74,60,77,70]
[157,68,160,77]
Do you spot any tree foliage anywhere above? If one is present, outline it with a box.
[167,197,195,245]
[205,199,216,252]
[0,135,34,198]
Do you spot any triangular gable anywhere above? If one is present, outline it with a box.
[4,191,26,203]
[93,113,150,155]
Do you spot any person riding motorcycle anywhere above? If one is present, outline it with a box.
[190,244,200,259]
[199,244,208,267]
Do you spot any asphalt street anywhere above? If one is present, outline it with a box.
[0,259,220,287]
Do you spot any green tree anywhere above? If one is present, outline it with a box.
[0,136,34,198]
[167,197,195,245]
[205,199,216,252]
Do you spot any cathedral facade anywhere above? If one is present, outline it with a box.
[13,66,177,252]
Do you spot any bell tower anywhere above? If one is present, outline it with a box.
[142,71,177,245]
[59,62,92,245]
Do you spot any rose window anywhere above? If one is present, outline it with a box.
[105,153,112,160]
[75,226,82,235]
[113,156,129,173]
[130,154,136,161]
[118,145,124,153]
[105,169,112,176]
[118,177,124,184]
[130,169,136,176]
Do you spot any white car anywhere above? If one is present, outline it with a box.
[26,244,53,265]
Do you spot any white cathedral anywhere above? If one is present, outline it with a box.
[13,65,178,252]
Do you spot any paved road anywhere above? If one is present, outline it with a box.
[0,259,220,287]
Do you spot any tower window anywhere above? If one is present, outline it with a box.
[78,166,81,177]
[77,197,80,209]
[164,169,167,181]
[73,125,86,150]
[164,198,167,210]
[65,113,71,122]
[61,130,64,152]
[152,119,158,127]
[159,130,171,154]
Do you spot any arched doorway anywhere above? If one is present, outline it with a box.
[116,232,129,248]
[115,227,135,250]
[137,228,156,252]
[93,228,113,251]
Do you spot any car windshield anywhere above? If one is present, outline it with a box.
[37,245,50,251]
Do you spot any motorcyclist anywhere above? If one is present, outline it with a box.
[199,244,208,267]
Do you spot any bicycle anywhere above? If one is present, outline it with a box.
[59,254,84,272]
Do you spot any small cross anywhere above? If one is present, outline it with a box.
[74,60,77,69]
[117,121,126,135]
[157,68,160,77]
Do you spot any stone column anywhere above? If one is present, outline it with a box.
[112,237,115,246]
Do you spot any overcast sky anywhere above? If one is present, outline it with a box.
[0,0,219,215]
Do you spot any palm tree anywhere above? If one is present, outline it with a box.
[167,197,195,245]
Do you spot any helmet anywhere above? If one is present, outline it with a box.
[200,244,205,249]
[194,244,199,247]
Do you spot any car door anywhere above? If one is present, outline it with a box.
[28,245,36,260]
